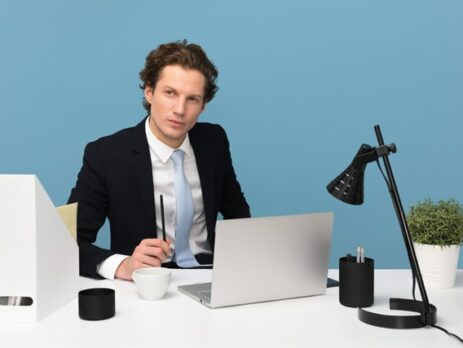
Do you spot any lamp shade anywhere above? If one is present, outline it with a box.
[326,144,374,205]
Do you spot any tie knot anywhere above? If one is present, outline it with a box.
[171,150,185,167]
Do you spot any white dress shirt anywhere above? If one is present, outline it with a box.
[97,117,212,279]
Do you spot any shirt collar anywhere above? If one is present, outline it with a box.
[145,117,194,163]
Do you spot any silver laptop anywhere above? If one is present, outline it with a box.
[178,212,334,308]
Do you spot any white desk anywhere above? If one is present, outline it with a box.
[1,270,462,348]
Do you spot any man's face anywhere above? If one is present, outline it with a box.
[144,65,206,148]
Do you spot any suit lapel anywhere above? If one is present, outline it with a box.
[131,117,157,237]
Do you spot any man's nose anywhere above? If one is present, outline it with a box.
[173,98,186,116]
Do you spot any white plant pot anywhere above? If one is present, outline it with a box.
[414,243,461,289]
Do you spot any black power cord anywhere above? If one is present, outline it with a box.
[431,324,463,344]
[376,160,463,345]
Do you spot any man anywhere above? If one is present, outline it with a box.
[68,40,250,280]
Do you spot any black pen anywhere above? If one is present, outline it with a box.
[160,195,166,242]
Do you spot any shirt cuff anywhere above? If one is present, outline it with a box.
[96,254,129,280]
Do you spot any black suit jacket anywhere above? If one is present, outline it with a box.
[68,117,250,278]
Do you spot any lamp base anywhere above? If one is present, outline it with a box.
[358,298,437,329]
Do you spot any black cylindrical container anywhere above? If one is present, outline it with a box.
[339,256,374,308]
[79,288,115,321]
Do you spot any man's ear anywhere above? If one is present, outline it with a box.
[144,85,154,103]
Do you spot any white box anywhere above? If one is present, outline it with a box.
[0,175,78,322]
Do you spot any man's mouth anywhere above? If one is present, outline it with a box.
[168,119,184,127]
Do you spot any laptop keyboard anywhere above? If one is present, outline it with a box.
[198,290,211,303]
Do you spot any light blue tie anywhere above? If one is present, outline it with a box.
[171,150,200,267]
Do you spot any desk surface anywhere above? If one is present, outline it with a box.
[1,270,462,348]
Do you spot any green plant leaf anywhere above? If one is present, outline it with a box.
[406,198,463,246]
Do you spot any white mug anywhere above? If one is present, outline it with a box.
[132,267,172,300]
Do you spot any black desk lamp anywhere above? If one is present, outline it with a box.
[327,125,437,329]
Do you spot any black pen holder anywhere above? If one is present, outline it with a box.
[339,256,374,308]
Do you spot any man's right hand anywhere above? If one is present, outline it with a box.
[115,238,172,280]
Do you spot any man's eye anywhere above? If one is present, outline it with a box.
[164,90,174,96]
[188,97,201,103]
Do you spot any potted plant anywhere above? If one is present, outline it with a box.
[407,198,463,288]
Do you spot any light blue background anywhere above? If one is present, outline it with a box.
[1,1,462,268]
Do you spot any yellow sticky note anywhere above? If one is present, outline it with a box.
[56,203,78,241]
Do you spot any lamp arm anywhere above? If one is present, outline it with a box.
[374,125,432,326]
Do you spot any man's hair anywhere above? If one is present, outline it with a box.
[139,40,219,112]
